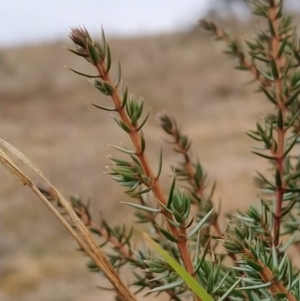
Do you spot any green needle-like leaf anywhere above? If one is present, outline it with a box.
[278,37,288,57]
[121,87,129,108]
[115,60,122,88]
[237,281,271,290]
[283,135,299,157]
[167,174,176,208]
[260,86,277,105]
[136,111,151,131]
[90,102,117,111]
[106,44,112,73]
[65,47,89,58]
[88,42,99,64]
[67,67,99,78]
[285,88,300,106]
[218,277,243,301]
[120,202,161,213]
[146,279,184,293]
[157,227,179,242]
[156,147,163,179]
[187,208,214,239]
[251,151,277,160]
[110,144,136,155]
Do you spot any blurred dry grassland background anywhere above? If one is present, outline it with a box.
[0,17,294,301]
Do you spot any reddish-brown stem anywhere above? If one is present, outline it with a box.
[213,28,271,87]
[208,11,287,246]
[169,125,241,266]
[244,249,297,301]
[170,126,205,197]
[269,2,286,247]
[93,60,199,299]
[274,131,284,246]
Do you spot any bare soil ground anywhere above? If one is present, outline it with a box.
[0,20,278,301]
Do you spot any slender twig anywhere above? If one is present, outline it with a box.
[86,40,197,284]
[210,26,271,87]
[269,1,286,246]
[244,249,297,301]
[159,114,238,263]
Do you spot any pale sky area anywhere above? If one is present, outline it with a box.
[0,0,209,47]
[1,0,300,47]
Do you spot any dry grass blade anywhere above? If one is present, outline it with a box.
[0,139,137,301]
[0,148,32,185]
[0,138,47,181]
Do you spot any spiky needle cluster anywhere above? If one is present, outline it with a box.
[47,0,300,300]
[68,26,220,301]
[201,0,300,247]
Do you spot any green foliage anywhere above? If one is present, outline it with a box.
[39,1,300,300]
